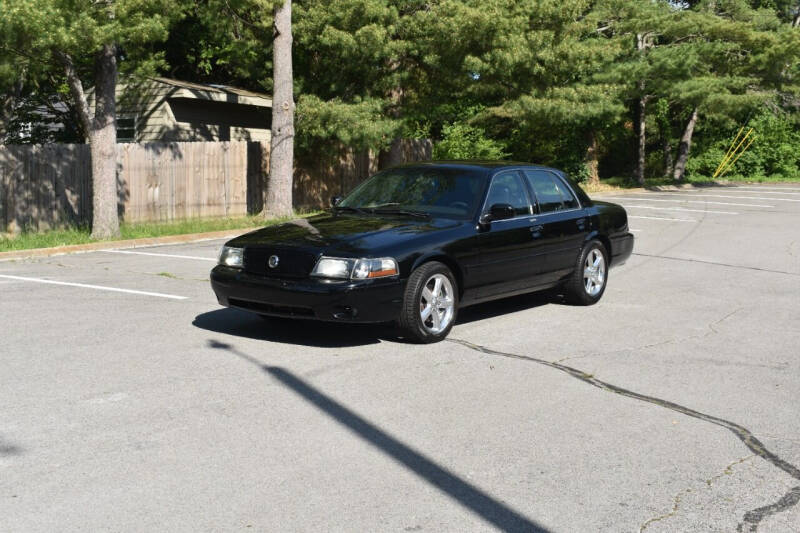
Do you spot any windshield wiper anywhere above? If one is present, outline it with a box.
[370,207,431,219]
[333,205,367,214]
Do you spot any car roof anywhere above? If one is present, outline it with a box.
[393,160,564,174]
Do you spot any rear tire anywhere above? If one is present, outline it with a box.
[564,240,608,305]
[398,262,458,343]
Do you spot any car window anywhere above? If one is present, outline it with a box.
[561,173,592,205]
[484,171,531,216]
[339,167,485,219]
[524,170,578,213]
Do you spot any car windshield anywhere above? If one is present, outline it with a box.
[338,167,486,219]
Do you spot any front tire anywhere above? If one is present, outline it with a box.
[565,240,608,305]
[398,262,458,343]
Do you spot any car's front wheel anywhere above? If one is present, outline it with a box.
[398,261,458,343]
[564,240,608,305]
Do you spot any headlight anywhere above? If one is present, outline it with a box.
[311,256,398,280]
[218,246,244,268]
[352,258,398,279]
[311,257,354,279]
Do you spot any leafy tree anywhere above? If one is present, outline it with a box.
[0,0,178,238]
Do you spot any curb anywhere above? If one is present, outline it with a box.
[589,181,800,197]
[589,184,698,197]
[0,228,254,262]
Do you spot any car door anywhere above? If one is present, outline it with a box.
[523,169,589,282]
[474,170,547,299]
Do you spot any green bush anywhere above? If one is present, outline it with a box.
[433,122,508,161]
[689,110,800,179]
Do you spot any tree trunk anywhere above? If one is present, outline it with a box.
[378,79,404,169]
[90,44,120,239]
[662,137,674,178]
[265,0,295,218]
[634,33,650,186]
[585,129,600,186]
[635,95,646,185]
[59,52,93,140]
[672,107,698,181]
[58,47,120,238]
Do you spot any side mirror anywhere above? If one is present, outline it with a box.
[330,196,342,207]
[483,203,515,223]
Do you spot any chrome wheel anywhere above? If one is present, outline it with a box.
[419,273,455,334]
[583,248,606,296]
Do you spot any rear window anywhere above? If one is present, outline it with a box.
[524,170,580,213]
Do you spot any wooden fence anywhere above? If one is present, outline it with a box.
[0,139,432,233]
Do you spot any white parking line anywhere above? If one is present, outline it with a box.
[601,196,772,208]
[618,204,738,215]
[103,250,217,262]
[0,274,188,300]
[628,215,696,222]
[654,192,800,203]
[721,189,800,196]
[629,229,642,232]
[729,187,800,194]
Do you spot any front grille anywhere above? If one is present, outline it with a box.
[243,247,318,279]
[229,298,315,318]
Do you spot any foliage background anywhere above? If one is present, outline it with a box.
[1,0,799,183]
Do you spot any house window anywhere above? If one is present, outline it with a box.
[117,115,137,143]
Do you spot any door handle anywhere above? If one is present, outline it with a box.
[576,218,587,229]
[530,224,544,233]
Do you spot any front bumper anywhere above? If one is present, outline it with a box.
[610,232,634,267]
[210,265,405,323]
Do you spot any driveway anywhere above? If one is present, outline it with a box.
[1,184,798,532]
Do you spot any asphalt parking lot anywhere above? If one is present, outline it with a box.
[1,184,799,532]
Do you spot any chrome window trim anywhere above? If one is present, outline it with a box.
[528,206,584,218]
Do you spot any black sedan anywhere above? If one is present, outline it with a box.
[210,162,634,343]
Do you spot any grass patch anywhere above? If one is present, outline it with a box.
[0,213,316,253]
[587,174,800,191]
[689,174,800,184]
[582,173,800,194]
[0,227,96,252]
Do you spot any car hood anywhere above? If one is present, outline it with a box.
[227,212,462,255]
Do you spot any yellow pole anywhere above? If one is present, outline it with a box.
[714,128,753,179]
[714,126,745,178]
[716,135,756,180]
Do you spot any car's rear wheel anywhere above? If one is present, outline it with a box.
[565,240,608,305]
[398,261,458,343]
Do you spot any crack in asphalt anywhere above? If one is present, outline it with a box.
[632,252,800,277]
[447,338,800,531]
[554,307,743,366]
[639,487,685,532]
[639,455,754,532]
